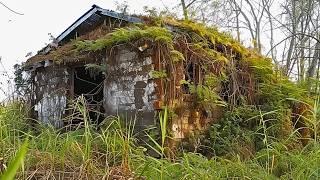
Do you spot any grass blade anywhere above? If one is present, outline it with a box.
[1,140,28,180]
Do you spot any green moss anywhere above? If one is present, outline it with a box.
[150,70,167,79]
[189,84,227,108]
[75,26,173,52]
[204,73,220,88]
[170,50,185,63]
[191,43,229,63]
[169,20,248,56]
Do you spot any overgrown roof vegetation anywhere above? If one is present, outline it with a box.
[27,18,268,67]
[28,17,278,96]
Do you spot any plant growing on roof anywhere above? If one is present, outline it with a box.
[75,26,173,52]
[150,70,167,79]
[170,50,185,63]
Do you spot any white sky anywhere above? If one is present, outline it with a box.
[0,0,174,100]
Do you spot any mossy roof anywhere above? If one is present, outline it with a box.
[25,17,272,74]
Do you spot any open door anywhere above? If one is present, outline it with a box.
[73,66,105,124]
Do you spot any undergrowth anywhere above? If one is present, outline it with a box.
[1,97,320,179]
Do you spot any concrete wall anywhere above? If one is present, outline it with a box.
[31,49,157,129]
[33,66,69,128]
[104,49,157,129]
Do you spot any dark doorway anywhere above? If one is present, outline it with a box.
[74,67,105,124]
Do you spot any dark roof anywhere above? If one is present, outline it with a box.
[33,4,142,57]
[56,4,141,44]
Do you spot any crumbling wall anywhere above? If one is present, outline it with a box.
[104,49,156,129]
[150,47,224,140]
[33,66,70,128]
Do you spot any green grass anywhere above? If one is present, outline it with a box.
[1,140,28,180]
[1,100,320,179]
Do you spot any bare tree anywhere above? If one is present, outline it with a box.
[262,0,277,63]
[226,0,273,53]
[190,0,233,27]
[279,0,320,81]
[180,0,198,20]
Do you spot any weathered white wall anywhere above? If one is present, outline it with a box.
[33,67,69,128]
[32,49,157,129]
[104,49,156,128]
[35,92,66,128]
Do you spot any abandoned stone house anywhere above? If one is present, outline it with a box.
[25,4,268,140]
[25,5,154,128]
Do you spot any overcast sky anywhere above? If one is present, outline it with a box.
[0,0,174,100]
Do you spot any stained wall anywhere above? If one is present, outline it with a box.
[32,66,70,128]
[103,49,157,129]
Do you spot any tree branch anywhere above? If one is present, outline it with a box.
[266,33,320,57]
[186,0,197,8]
[0,1,23,15]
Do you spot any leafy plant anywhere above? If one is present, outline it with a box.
[144,107,169,180]
[189,84,226,108]
[1,140,28,180]
[170,50,185,63]
[150,70,167,79]
[75,26,173,52]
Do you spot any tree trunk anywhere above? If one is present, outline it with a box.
[307,35,320,79]
[181,0,189,20]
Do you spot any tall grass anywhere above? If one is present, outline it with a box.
[75,96,92,161]
[2,100,320,179]
[0,99,139,179]
[143,107,169,180]
[1,140,28,180]
[145,107,168,157]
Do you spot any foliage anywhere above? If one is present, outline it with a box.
[170,50,185,63]
[75,26,173,52]
[1,140,28,180]
[13,63,30,97]
[206,106,258,156]
[150,70,167,79]
[189,84,226,108]
[0,101,138,179]
[2,97,320,179]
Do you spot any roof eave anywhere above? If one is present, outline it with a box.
[56,5,99,43]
